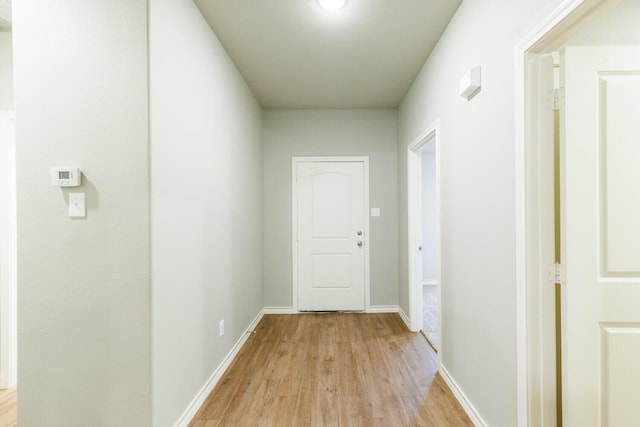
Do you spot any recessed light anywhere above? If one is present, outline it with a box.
[317,0,348,11]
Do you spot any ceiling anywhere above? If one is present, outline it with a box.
[194,0,462,108]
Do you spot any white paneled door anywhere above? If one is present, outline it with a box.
[562,46,640,427]
[294,159,368,311]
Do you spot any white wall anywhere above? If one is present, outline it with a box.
[0,31,14,385]
[421,152,436,282]
[0,32,13,110]
[149,0,263,425]
[568,0,640,45]
[263,109,398,308]
[13,1,151,425]
[398,0,564,425]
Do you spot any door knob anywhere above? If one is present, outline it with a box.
[418,246,422,251]
[357,241,363,247]
[357,230,363,236]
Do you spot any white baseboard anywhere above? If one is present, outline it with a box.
[174,308,265,427]
[263,306,296,314]
[368,305,399,313]
[440,364,488,427]
[398,306,412,330]
[264,307,402,314]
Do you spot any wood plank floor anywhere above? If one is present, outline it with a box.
[190,313,473,427]
[0,388,16,427]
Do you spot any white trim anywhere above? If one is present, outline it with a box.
[264,306,401,314]
[422,281,437,287]
[291,156,371,313]
[515,1,617,425]
[174,309,265,427]
[407,121,441,344]
[368,305,399,313]
[292,159,298,312]
[515,4,584,426]
[0,111,16,389]
[398,306,412,331]
[263,306,296,314]
[440,365,488,427]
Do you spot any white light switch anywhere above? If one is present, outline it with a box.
[69,193,86,218]
[371,208,381,217]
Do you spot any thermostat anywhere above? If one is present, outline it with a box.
[51,167,81,187]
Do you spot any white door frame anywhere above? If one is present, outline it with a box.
[407,120,441,359]
[515,0,618,424]
[0,110,17,389]
[291,156,371,313]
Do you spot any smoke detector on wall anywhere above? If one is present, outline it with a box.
[459,66,482,101]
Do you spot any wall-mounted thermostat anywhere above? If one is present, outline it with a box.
[51,167,81,187]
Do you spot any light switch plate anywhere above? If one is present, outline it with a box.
[69,193,86,218]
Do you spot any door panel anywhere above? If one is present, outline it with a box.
[297,161,366,311]
[599,74,640,276]
[562,46,640,427]
[311,173,351,238]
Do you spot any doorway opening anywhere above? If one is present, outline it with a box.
[517,0,635,425]
[407,121,441,356]
[0,111,17,391]
[419,140,437,350]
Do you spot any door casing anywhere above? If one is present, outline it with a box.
[407,120,441,362]
[516,0,620,425]
[291,156,371,313]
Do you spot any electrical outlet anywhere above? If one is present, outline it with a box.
[219,320,224,338]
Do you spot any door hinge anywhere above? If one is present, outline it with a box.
[553,263,565,285]
[552,87,564,111]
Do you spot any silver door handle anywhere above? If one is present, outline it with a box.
[357,241,363,247]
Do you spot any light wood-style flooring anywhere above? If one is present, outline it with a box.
[190,313,473,426]
[0,388,16,427]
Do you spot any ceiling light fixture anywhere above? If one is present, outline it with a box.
[317,0,348,11]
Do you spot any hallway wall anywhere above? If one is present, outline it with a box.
[149,0,263,425]
[568,0,640,45]
[0,32,12,110]
[263,109,399,308]
[398,0,565,425]
[13,1,151,425]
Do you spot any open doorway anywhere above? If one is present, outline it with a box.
[518,0,640,425]
[0,11,17,426]
[420,142,438,350]
[408,120,441,356]
[0,110,17,427]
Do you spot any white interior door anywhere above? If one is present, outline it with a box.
[562,46,640,427]
[295,159,368,311]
